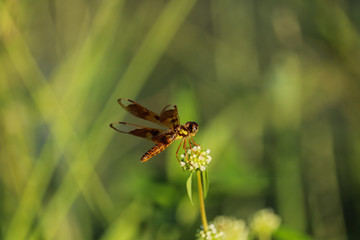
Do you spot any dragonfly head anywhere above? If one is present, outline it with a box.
[185,121,199,136]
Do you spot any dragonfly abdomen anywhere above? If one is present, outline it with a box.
[141,142,173,162]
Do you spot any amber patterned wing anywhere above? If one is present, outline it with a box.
[110,122,168,143]
[159,104,180,128]
[117,98,180,128]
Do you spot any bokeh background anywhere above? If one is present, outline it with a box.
[1,0,360,239]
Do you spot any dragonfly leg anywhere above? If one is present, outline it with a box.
[190,137,199,146]
[176,139,185,163]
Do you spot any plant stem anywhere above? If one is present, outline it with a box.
[196,170,208,231]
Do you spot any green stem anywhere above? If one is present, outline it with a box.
[196,170,208,231]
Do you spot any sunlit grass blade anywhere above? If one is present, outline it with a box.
[26,0,198,238]
[1,2,119,239]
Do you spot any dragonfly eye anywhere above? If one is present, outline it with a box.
[186,122,199,134]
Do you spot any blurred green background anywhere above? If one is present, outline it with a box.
[1,0,360,239]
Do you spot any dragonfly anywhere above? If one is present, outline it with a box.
[110,98,199,162]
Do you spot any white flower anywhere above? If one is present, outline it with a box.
[249,208,281,238]
[179,146,212,171]
[196,224,224,240]
[213,216,249,240]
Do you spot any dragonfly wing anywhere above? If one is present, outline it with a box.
[159,104,180,128]
[110,122,164,142]
[118,98,180,128]
[118,98,163,125]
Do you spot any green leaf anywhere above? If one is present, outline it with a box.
[201,170,209,199]
[186,171,194,205]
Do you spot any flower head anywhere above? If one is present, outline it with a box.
[213,216,249,240]
[180,146,212,171]
[196,224,224,240]
[249,208,281,239]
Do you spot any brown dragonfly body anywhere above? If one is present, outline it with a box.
[110,98,199,162]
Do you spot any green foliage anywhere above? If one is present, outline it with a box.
[186,171,194,206]
[274,227,314,240]
[185,169,208,206]
[1,0,359,239]
[201,170,209,199]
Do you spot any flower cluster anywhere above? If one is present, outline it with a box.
[213,216,249,240]
[249,208,281,239]
[180,146,212,171]
[196,224,224,240]
[196,209,281,240]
